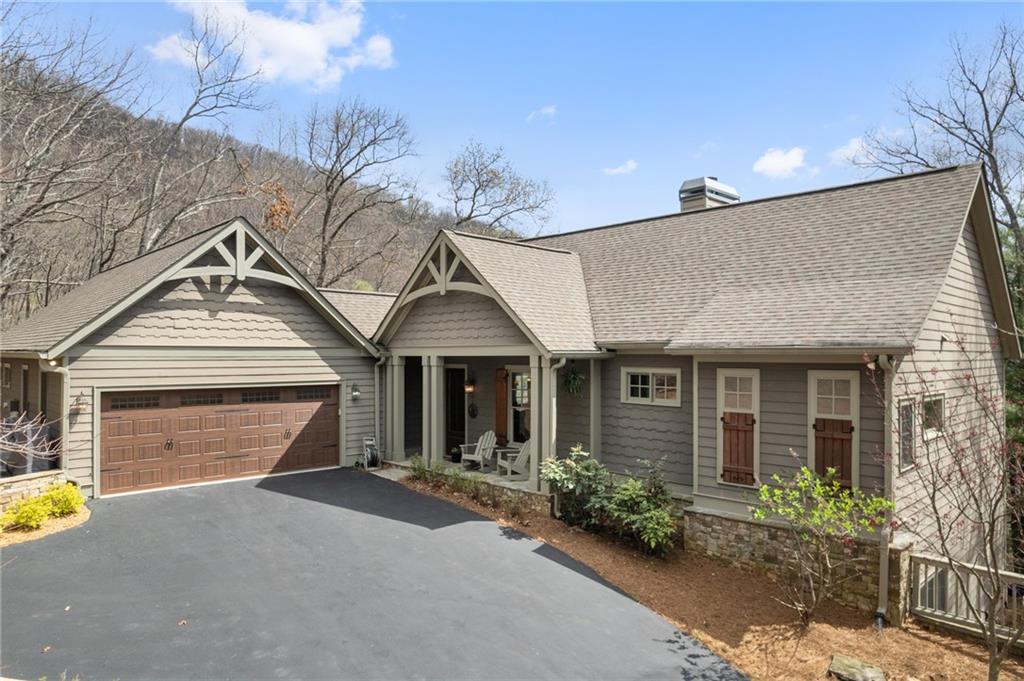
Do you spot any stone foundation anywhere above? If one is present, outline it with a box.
[0,469,67,512]
[683,507,910,623]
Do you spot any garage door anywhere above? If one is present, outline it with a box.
[100,385,339,495]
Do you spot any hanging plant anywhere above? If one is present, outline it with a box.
[563,363,586,396]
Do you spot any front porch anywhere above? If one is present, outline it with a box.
[382,350,603,493]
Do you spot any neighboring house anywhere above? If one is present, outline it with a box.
[1,218,391,498]
[1,165,1015,577]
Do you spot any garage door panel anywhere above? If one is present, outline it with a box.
[100,385,339,495]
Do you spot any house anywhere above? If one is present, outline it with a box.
[1,164,1015,614]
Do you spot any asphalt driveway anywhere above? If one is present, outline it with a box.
[1,469,743,680]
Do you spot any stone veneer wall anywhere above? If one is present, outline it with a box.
[683,508,910,624]
[0,469,67,512]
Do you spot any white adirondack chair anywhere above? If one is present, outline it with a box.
[460,430,497,470]
[496,439,532,481]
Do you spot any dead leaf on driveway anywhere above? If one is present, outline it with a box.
[178,619,188,626]
[41,645,51,653]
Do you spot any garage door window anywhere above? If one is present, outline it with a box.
[110,394,161,410]
[296,386,331,401]
[242,389,280,403]
[180,393,224,406]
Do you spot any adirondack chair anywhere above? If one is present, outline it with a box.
[496,439,532,481]
[460,430,497,470]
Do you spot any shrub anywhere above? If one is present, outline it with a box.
[1,496,51,530]
[540,445,611,529]
[43,483,84,517]
[409,455,428,481]
[607,476,677,556]
[752,464,894,625]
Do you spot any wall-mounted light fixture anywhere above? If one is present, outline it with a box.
[350,384,361,400]
[464,379,476,394]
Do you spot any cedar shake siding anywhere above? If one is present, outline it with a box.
[893,217,1005,559]
[601,355,693,491]
[696,362,886,505]
[388,291,532,348]
[62,276,377,497]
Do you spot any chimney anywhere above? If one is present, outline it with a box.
[678,176,739,212]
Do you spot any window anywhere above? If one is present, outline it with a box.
[815,377,853,417]
[508,368,531,443]
[717,369,760,487]
[923,395,944,439]
[241,389,280,404]
[296,386,331,401]
[110,394,161,410]
[621,368,682,407]
[1,363,10,389]
[899,400,916,469]
[807,370,861,489]
[180,393,224,407]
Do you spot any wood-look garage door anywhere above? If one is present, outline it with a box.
[100,385,339,495]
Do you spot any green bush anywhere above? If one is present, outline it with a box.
[409,455,428,481]
[540,445,611,530]
[607,470,677,555]
[43,483,85,517]
[1,496,51,530]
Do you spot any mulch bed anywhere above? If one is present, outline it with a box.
[402,477,1024,681]
[0,506,91,549]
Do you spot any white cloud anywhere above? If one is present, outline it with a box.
[149,0,394,91]
[526,104,557,122]
[602,159,638,176]
[828,136,868,166]
[752,147,806,179]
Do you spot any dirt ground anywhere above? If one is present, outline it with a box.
[0,506,91,549]
[402,477,1024,681]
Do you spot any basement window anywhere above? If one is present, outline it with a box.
[241,389,281,404]
[621,367,681,407]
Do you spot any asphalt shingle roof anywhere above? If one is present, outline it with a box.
[318,289,397,339]
[526,164,983,351]
[1,224,227,354]
[445,231,599,353]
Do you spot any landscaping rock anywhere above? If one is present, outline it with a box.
[827,654,886,681]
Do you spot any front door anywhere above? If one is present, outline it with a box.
[445,368,467,456]
[808,371,860,488]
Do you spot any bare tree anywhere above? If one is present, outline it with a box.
[291,99,415,287]
[883,321,1024,681]
[859,22,1023,255]
[443,140,553,237]
[134,13,263,254]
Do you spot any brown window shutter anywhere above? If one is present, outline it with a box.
[495,369,508,445]
[813,417,854,488]
[721,411,755,485]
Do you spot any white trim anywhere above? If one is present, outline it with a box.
[692,358,700,496]
[715,368,761,488]
[387,345,536,358]
[444,364,470,450]
[619,366,682,407]
[1,361,10,390]
[897,397,917,473]
[807,369,861,488]
[505,364,531,445]
[921,393,945,442]
[588,358,602,460]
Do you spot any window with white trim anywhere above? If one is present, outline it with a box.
[922,395,944,440]
[1,363,10,389]
[717,368,760,487]
[898,400,916,469]
[620,367,681,407]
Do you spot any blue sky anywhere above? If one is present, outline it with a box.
[52,1,1021,234]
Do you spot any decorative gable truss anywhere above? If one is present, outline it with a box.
[167,222,301,291]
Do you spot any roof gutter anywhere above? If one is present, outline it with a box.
[663,345,912,356]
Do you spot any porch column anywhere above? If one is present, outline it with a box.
[389,356,405,460]
[541,358,557,495]
[430,356,445,465]
[589,358,602,461]
[529,355,542,490]
[422,356,432,464]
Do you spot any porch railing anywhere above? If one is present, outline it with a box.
[910,552,1024,645]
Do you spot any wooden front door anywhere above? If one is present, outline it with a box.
[100,385,339,495]
[809,372,859,488]
[445,368,467,454]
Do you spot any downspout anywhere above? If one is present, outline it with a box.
[374,353,388,455]
[875,353,895,629]
[38,358,70,478]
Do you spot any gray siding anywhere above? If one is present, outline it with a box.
[893,217,1005,559]
[63,275,377,497]
[696,362,885,504]
[389,291,531,348]
[87,278,343,347]
[600,355,693,489]
[557,359,591,454]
